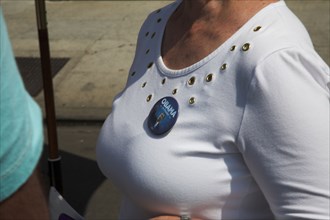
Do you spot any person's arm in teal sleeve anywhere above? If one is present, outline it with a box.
[0,8,49,219]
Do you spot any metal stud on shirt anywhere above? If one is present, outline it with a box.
[230,45,236,51]
[242,43,250,51]
[131,71,136,76]
[188,76,196,86]
[189,97,196,105]
[161,78,166,85]
[220,63,227,70]
[253,26,262,32]
[146,94,152,102]
[172,88,177,95]
[142,82,147,88]
[148,62,153,68]
[205,73,213,82]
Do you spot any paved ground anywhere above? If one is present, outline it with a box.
[1,1,329,219]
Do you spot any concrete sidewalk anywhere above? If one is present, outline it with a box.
[1,1,329,219]
[2,0,170,121]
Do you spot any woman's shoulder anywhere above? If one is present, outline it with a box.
[235,2,327,75]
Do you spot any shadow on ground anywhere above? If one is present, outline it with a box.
[41,149,106,216]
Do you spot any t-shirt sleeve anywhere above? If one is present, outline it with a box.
[237,48,330,219]
[0,9,43,201]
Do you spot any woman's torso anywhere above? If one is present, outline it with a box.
[96,1,322,219]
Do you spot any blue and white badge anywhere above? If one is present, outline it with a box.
[147,96,179,135]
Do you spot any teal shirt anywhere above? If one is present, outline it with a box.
[0,8,43,201]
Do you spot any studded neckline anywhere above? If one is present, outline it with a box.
[155,0,286,78]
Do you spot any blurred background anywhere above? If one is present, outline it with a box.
[1,0,329,219]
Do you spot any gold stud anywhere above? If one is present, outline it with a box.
[242,43,250,51]
[230,45,236,51]
[151,32,156,39]
[172,88,177,95]
[205,73,213,82]
[253,26,262,32]
[148,62,153,68]
[157,18,162,23]
[220,63,227,70]
[146,49,150,54]
[131,71,136,76]
[146,94,152,102]
[142,82,147,88]
[161,78,166,85]
[189,97,196,105]
[145,32,149,37]
[188,76,196,86]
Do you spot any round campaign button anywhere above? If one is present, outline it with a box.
[147,96,179,136]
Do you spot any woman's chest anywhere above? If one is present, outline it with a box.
[112,64,246,150]
[101,64,249,186]
[96,56,258,218]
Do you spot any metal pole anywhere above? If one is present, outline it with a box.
[35,0,63,194]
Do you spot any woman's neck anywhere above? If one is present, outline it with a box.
[176,0,278,25]
[161,0,278,69]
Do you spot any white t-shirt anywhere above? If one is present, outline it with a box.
[96,1,330,219]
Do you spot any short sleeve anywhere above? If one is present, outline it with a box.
[0,9,43,201]
[237,48,330,219]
